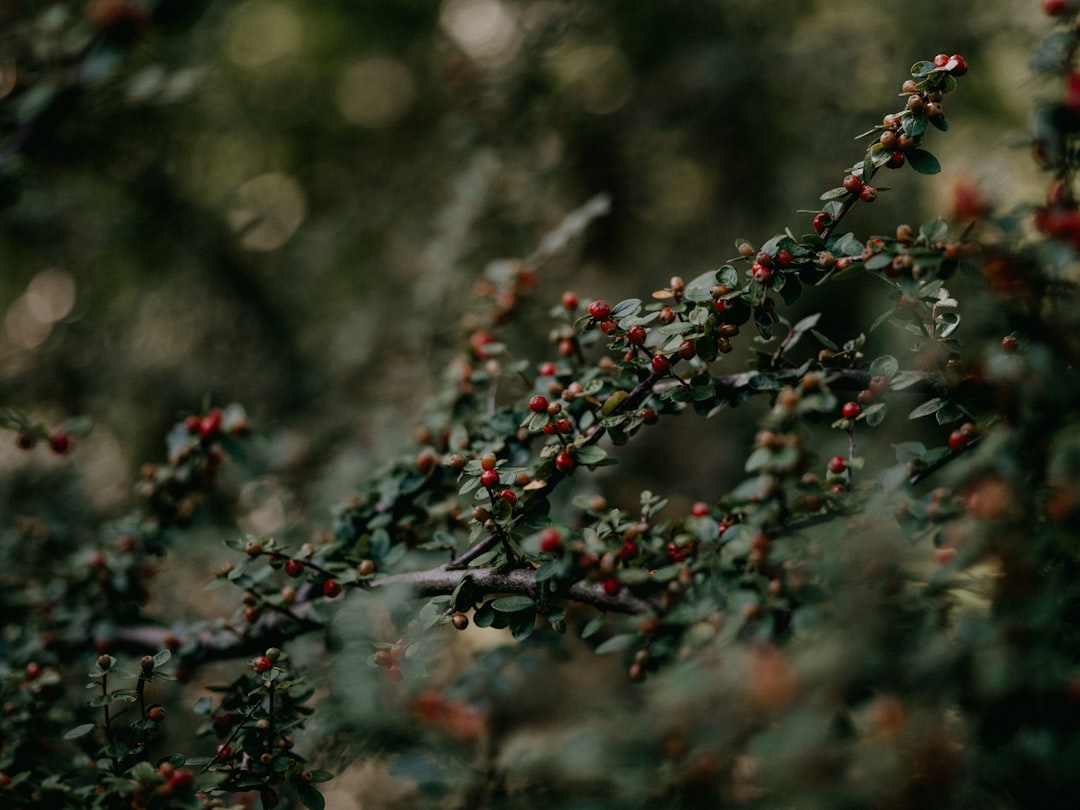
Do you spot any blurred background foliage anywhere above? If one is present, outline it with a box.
[0,0,1045,521]
[0,1,1060,807]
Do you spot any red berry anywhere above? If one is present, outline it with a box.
[1045,0,1069,14]
[529,395,549,413]
[169,769,194,792]
[498,489,517,505]
[754,250,772,267]
[558,338,576,357]
[843,173,863,193]
[776,249,793,267]
[948,54,968,76]
[948,430,968,452]
[538,361,557,377]
[199,409,222,439]
[555,418,573,434]
[216,744,232,760]
[480,453,497,471]
[243,605,260,623]
[48,431,71,455]
[650,354,671,374]
[658,307,675,324]
[253,656,273,673]
[813,212,832,233]
[691,501,710,517]
[555,451,574,473]
[859,185,878,203]
[828,456,846,475]
[25,662,41,680]
[933,53,950,68]
[323,579,342,598]
[451,612,469,630]
[751,263,772,283]
[588,300,611,320]
[602,577,622,597]
[480,469,500,488]
[841,401,861,419]
[15,432,35,450]
[868,375,890,397]
[284,559,304,578]
[539,528,562,553]
[147,705,166,722]
[1001,335,1019,354]
[887,151,906,169]
[626,325,647,345]
[561,290,579,309]
[678,341,696,359]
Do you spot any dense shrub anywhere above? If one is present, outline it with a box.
[3,3,1080,809]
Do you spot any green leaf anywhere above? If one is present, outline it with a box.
[715,265,739,288]
[153,650,172,667]
[779,273,802,305]
[594,633,637,655]
[491,595,535,613]
[863,402,887,427]
[895,441,927,462]
[581,615,606,639]
[919,218,949,243]
[64,723,96,740]
[508,609,536,640]
[911,60,936,76]
[296,781,326,810]
[906,149,941,175]
[575,445,608,465]
[908,397,947,420]
[889,370,923,390]
[691,384,716,401]
[525,411,550,433]
[820,187,848,201]
[903,114,928,139]
[869,306,897,334]
[869,355,899,379]
[657,320,693,335]
[810,329,838,351]
[744,446,772,473]
[611,298,642,318]
[865,252,894,271]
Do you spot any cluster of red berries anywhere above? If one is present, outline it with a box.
[814,54,966,235]
[856,374,890,407]
[472,260,536,326]
[1043,0,1075,17]
[152,762,195,798]
[1034,180,1080,248]
[373,638,411,681]
[948,421,977,452]
[14,428,72,454]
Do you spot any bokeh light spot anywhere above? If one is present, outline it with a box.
[440,0,521,64]
[226,0,303,69]
[335,57,416,128]
[228,172,307,251]
[546,43,635,115]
